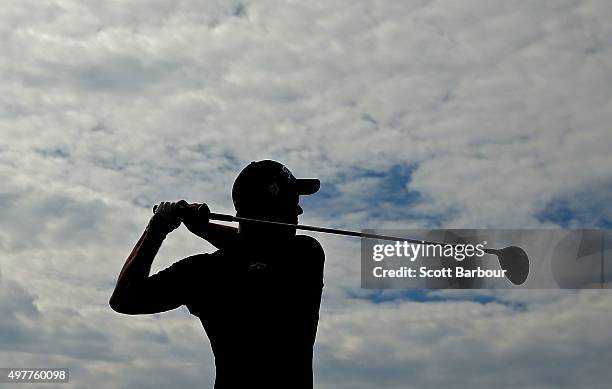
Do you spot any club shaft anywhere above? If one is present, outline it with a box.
[210,212,498,253]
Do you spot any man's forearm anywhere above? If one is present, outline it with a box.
[189,222,238,250]
[110,228,165,308]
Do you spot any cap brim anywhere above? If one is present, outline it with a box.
[295,178,320,195]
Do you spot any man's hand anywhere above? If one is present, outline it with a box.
[151,201,237,249]
[182,202,238,250]
[147,200,189,238]
[182,203,211,235]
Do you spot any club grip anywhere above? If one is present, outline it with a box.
[151,203,190,216]
[152,204,234,223]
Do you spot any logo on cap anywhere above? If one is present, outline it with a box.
[268,182,280,196]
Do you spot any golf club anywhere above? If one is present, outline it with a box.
[153,205,530,285]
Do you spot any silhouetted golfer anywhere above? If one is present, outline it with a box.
[110,160,325,388]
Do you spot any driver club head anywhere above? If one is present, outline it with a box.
[495,246,530,285]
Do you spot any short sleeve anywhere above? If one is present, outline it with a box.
[126,253,209,314]
[294,235,325,289]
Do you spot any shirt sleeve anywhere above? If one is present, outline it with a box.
[123,253,208,314]
[296,235,325,288]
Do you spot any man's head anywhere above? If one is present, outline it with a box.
[232,160,319,237]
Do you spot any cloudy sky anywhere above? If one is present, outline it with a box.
[1,0,612,388]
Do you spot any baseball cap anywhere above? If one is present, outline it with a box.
[232,160,320,212]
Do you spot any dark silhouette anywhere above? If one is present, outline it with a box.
[110,160,325,388]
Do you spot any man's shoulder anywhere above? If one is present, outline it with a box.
[168,252,220,273]
[293,235,325,261]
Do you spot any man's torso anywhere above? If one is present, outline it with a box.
[182,235,325,388]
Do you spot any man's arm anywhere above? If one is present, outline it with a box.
[109,201,184,314]
[109,201,236,314]
[296,235,325,345]
[109,228,173,314]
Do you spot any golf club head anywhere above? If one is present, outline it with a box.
[496,246,530,285]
